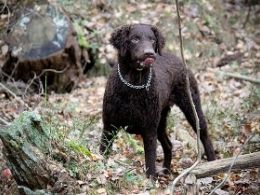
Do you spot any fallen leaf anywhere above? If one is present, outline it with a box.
[97,188,107,194]
[214,189,229,195]
[197,177,213,185]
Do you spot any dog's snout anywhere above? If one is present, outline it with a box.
[144,48,155,57]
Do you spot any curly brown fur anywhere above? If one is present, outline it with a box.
[100,24,216,178]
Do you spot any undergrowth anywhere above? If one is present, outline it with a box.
[39,100,151,193]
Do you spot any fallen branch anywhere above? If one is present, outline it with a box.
[191,151,260,178]
[184,134,259,194]
[216,71,260,84]
[223,72,260,84]
[209,133,256,194]
[216,52,242,67]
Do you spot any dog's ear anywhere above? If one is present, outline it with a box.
[151,26,165,55]
[110,25,131,55]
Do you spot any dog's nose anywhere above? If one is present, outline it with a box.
[144,48,155,57]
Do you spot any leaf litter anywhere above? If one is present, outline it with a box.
[0,0,260,194]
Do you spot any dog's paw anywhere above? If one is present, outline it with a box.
[156,167,171,176]
[155,168,172,187]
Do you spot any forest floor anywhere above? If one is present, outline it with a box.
[0,0,260,194]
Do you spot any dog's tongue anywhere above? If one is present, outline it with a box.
[143,57,155,65]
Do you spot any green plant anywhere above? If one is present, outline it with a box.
[66,140,92,157]
[205,97,241,138]
[73,21,89,48]
[123,171,139,183]
[125,133,144,154]
[67,160,79,177]
[242,85,260,112]
[73,20,101,50]
[57,0,74,6]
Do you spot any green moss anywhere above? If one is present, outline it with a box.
[4,111,51,153]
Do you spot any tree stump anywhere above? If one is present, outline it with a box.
[2,3,88,93]
[0,112,81,194]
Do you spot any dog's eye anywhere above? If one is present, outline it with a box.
[131,37,139,44]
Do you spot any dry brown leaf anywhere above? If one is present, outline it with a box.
[96,188,107,194]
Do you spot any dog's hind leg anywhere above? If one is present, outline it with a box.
[174,72,216,161]
[157,107,172,172]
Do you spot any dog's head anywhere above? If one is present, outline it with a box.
[110,24,165,71]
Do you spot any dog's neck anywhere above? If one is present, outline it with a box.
[118,58,151,86]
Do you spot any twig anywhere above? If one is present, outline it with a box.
[171,160,200,191]
[243,0,252,28]
[0,0,11,37]
[38,76,44,95]
[38,65,69,77]
[114,160,132,168]
[0,117,10,125]
[209,133,256,195]
[171,0,201,193]
[24,72,37,96]
[0,0,7,13]
[0,82,30,109]
[9,62,20,80]
[23,66,69,96]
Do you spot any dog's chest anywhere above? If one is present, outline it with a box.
[107,88,160,131]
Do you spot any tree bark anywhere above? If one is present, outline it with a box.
[191,152,260,178]
[0,112,81,194]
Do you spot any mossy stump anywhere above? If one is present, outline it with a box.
[0,112,80,194]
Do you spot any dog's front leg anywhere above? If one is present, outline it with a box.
[142,133,157,179]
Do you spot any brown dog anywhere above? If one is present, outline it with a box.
[100,24,216,178]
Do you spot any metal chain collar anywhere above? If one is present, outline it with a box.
[117,64,153,91]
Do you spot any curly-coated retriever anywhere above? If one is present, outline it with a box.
[100,24,216,178]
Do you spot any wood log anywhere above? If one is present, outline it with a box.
[191,151,260,178]
[0,111,81,194]
[1,3,89,93]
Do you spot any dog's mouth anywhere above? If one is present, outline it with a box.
[136,57,156,71]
